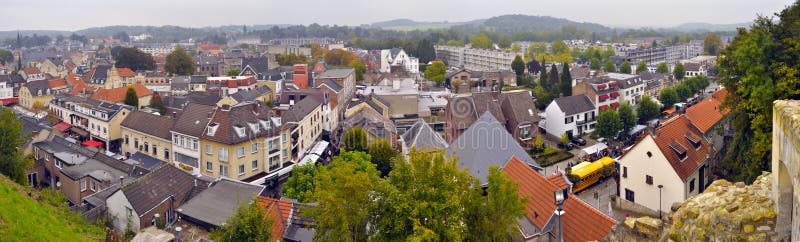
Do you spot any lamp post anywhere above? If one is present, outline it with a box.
[554,188,569,242]
[657,184,663,219]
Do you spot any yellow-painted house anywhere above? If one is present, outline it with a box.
[120,111,175,162]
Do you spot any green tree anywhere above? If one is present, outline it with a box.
[527,42,547,60]
[703,33,723,55]
[349,60,366,81]
[0,108,28,184]
[446,39,465,46]
[636,61,648,74]
[511,55,525,76]
[124,87,138,108]
[283,163,317,202]
[424,60,446,84]
[510,43,521,53]
[227,68,240,76]
[617,103,637,134]
[589,57,601,70]
[673,62,685,80]
[470,33,493,49]
[603,59,617,73]
[533,85,553,110]
[676,84,692,101]
[368,138,398,177]
[550,40,569,54]
[659,87,680,109]
[309,151,380,242]
[149,93,165,115]
[539,58,549,89]
[210,200,273,242]
[559,62,572,96]
[560,133,569,146]
[497,36,512,49]
[276,53,308,66]
[549,63,559,88]
[464,166,527,241]
[416,39,436,63]
[636,95,660,123]
[342,126,368,152]
[619,61,632,74]
[596,109,622,141]
[324,49,356,66]
[656,62,669,74]
[165,46,195,75]
[114,47,156,71]
[0,48,13,65]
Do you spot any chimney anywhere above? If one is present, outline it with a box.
[119,176,124,187]
[174,227,182,242]
[171,112,177,119]
[194,179,197,187]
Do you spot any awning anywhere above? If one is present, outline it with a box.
[608,82,618,87]
[599,105,610,111]
[598,94,609,102]
[82,139,103,147]
[581,143,609,156]
[610,92,620,98]
[629,124,647,135]
[610,102,621,108]
[0,98,18,104]
[663,107,676,115]
[70,127,89,137]
[54,122,72,132]
[597,83,607,90]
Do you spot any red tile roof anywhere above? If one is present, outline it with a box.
[651,115,710,180]
[23,67,41,74]
[90,84,153,103]
[546,172,571,190]
[47,78,68,88]
[685,88,729,133]
[117,68,136,77]
[503,157,616,242]
[257,197,294,241]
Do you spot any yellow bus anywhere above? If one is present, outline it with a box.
[569,157,616,193]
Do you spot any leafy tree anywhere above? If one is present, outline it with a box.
[703,33,723,55]
[31,100,45,112]
[424,60,446,84]
[527,42,548,59]
[619,61,632,74]
[342,126,368,152]
[276,53,308,66]
[210,200,273,242]
[596,109,622,141]
[559,62,572,96]
[560,133,569,146]
[511,56,525,76]
[659,87,679,109]
[149,93,165,115]
[114,47,156,71]
[470,33,493,49]
[497,35,512,49]
[124,87,139,108]
[165,46,195,75]
[539,58,549,89]
[0,48,13,65]
[550,40,569,54]
[636,61,648,74]
[445,39,465,46]
[310,43,328,61]
[464,166,527,241]
[549,63,559,87]
[368,138,398,177]
[113,32,130,42]
[532,85,553,110]
[0,108,28,184]
[676,84,692,101]
[718,2,800,182]
[656,62,669,74]
[589,57,601,70]
[534,135,545,154]
[349,60,366,81]
[673,62,685,80]
[283,162,317,202]
[227,68,240,76]
[324,49,356,66]
[510,43,521,53]
[309,151,380,242]
[603,59,617,73]
[416,38,436,63]
[618,103,637,134]
[637,96,660,123]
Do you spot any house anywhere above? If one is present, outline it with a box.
[343,107,397,146]
[0,78,14,105]
[259,197,315,242]
[572,78,621,113]
[18,79,53,111]
[500,91,540,148]
[317,79,345,119]
[20,67,46,81]
[364,78,418,119]
[447,111,541,185]
[49,96,133,152]
[542,94,596,138]
[162,92,221,116]
[177,179,265,230]
[604,73,645,106]
[292,64,310,89]
[684,88,730,169]
[640,71,673,99]
[194,55,223,77]
[216,85,273,107]
[116,68,136,86]
[206,76,257,98]
[345,95,390,118]
[198,103,284,180]
[400,119,447,157]
[91,84,153,108]
[239,57,270,80]
[379,48,419,74]
[106,164,210,232]
[120,111,176,162]
[618,115,711,214]
[170,103,216,172]
[445,69,471,91]
[188,75,208,92]
[19,116,52,156]
[279,88,337,139]
[503,156,616,241]
[280,96,325,161]
[35,59,67,78]
[682,61,707,78]
[0,74,25,98]
[315,68,355,101]
[84,65,123,89]
[444,92,505,143]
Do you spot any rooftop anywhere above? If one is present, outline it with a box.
[177,179,265,227]
[685,88,729,133]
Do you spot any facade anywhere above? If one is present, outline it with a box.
[500,91,540,147]
[618,115,711,214]
[280,96,324,161]
[605,73,646,106]
[170,103,216,172]
[684,89,730,169]
[18,79,54,110]
[364,78,419,119]
[315,68,355,101]
[434,44,523,71]
[773,100,800,241]
[49,96,133,152]
[379,48,419,74]
[542,94,597,138]
[206,76,258,98]
[616,44,702,67]
[90,84,153,108]
[120,111,176,162]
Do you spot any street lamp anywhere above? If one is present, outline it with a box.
[554,188,569,242]
[657,184,664,219]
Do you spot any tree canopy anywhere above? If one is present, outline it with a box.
[637,95,660,123]
[0,49,13,65]
[276,53,308,66]
[603,59,617,73]
[165,46,195,75]
[673,62,685,80]
[350,60,366,81]
[636,61,648,74]
[656,62,669,74]
[114,47,155,71]
[470,33,493,49]
[703,33,723,55]
[282,162,317,202]
[617,103,637,134]
[619,61,632,74]
[511,55,525,76]
[0,108,28,184]
[559,62,572,96]
[589,58,601,70]
[596,109,622,141]
[368,138,399,177]
[210,200,273,242]
[659,87,680,109]
[424,61,446,84]
[342,126,368,152]
[124,87,138,108]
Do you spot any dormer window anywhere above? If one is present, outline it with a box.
[669,141,688,161]
[248,122,260,134]
[685,133,702,149]
[234,125,246,138]
[207,123,219,136]
[259,119,271,130]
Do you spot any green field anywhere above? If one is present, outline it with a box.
[0,175,104,242]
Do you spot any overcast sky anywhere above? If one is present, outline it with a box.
[0,0,793,31]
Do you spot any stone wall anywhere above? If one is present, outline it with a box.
[668,173,777,241]
[772,100,800,241]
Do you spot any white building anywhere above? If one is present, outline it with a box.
[380,48,419,74]
[542,94,597,138]
[618,115,711,214]
[604,73,646,106]
[434,44,523,72]
[0,80,13,103]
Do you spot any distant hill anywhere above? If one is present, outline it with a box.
[672,22,751,32]
[370,18,482,31]
[477,15,613,34]
[0,174,104,241]
[0,30,70,40]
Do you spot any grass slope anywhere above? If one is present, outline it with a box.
[0,175,104,241]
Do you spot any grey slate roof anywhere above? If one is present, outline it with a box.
[121,111,175,140]
[402,119,448,152]
[447,112,541,184]
[128,152,166,171]
[120,164,208,215]
[90,65,110,84]
[282,95,323,123]
[177,179,265,227]
[553,94,595,116]
[240,57,270,78]
[24,79,51,97]
[317,68,354,79]
[172,103,216,137]
[319,79,343,93]
[190,75,208,84]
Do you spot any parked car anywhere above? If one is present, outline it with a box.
[570,136,587,146]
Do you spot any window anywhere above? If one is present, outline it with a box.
[81,180,87,191]
[565,116,574,124]
[219,148,228,162]
[219,165,229,177]
[125,135,129,145]
[90,181,96,191]
[206,144,212,155]
[282,133,288,143]
[252,143,258,153]
[134,138,139,149]
[238,147,245,158]
[690,179,696,192]
[152,144,158,156]
[126,207,133,218]
[238,165,245,175]
[646,175,653,185]
[193,140,198,150]
[164,149,169,160]
[282,149,288,158]
[55,159,62,169]
[625,189,635,202]
[623,166,628,178]
[206,161,213,172]
[144,142,149,153]
[646,151,652,158]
